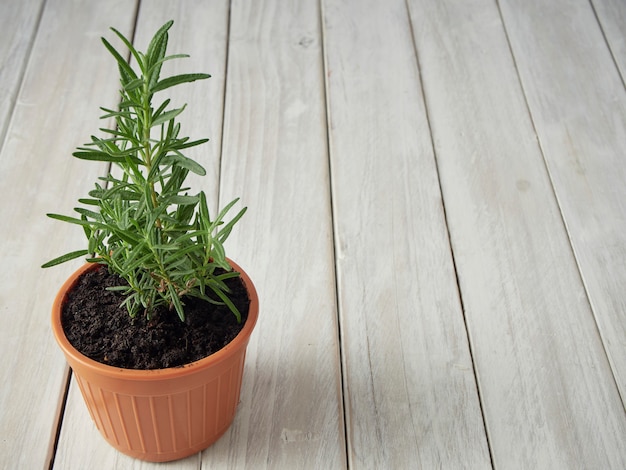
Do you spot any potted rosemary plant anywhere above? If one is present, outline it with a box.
[43,21,258,462]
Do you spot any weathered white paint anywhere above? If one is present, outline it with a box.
[0,0,45,145]
[205,0,346,467]
[0,1,136,469]
[322,0,491,468]
[407,0,626,467]
[501,0,626,404]
[592,0,626,82]
[3,0,626,468]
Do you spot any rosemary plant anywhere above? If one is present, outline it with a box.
[43,21,246,322]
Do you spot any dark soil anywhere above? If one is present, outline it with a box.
[61,265,250,370]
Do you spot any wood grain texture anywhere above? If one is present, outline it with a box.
[592,0,626,82]
[500,0,626,405]
[204,0,346,467]
[0,1,136,469]
[53,1,228,468]
[0,0,45,146]
[5,1,626,468]
[407,0,626,467]
[322,0,491,468]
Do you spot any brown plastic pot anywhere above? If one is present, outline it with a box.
[52,259,258,462]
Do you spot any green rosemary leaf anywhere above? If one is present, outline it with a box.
[123,78,144,92]
[47,213,99,227]
[146,22,171,90]
[74,207,102,221]
[106,286,129,292]
[147,54,190,77]
[168,284,185,322]
[78,198,99,206]
[101,37,137,82]
[110,27,143,70]
[167,194,198,205]
[73,150,140,164]
[41,250,89,268]
[151,106,186,128]
[174,138,210,150]
[163,152,206,175]
[217,206,247,243]
[209,284,241,323]
[151,99,171,123]
[146,20,173,64]
[151,73,210,93]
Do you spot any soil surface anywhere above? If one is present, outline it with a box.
[61,265,250,370]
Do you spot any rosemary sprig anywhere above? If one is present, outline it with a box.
[43,20,246,322]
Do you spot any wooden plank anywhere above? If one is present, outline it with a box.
[0,1,136,469]
[406,0,626,468]
[322,0,491,467]
[592,0,626,81]
[203,0,346,467]
[0,0,45,146]
[500,0,626,403]
[52,1,228,468]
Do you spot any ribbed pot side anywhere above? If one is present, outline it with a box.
[52,259,259,462]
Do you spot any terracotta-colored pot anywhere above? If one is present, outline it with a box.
[52,259,258,462]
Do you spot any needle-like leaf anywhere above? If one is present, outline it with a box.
[42,250,89,268]
[151,73,211,93]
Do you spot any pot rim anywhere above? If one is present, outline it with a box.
[51,258,259,381]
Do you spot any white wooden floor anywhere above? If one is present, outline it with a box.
[1,0,626,468]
